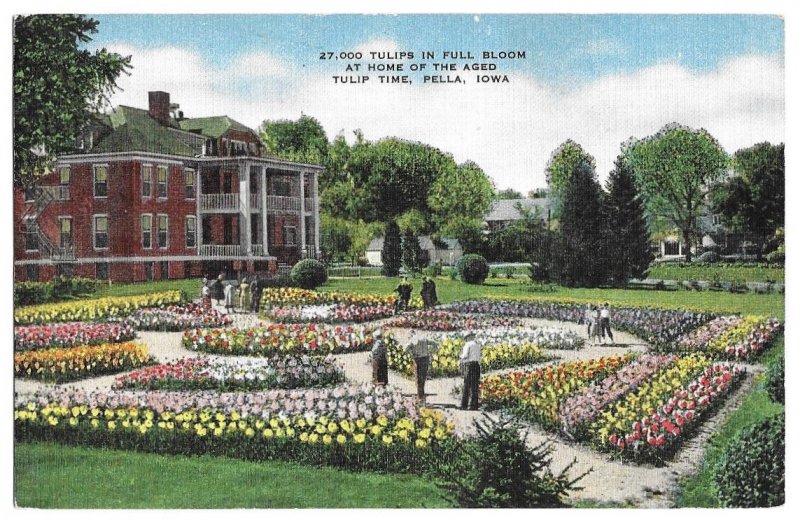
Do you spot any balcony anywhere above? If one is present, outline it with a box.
[200,193,239,211]
[304,198,315,212]
[266,195,301,214]
[250,193,261,209]
[199,244,242,256]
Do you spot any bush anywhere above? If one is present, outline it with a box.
[764,359,784,405]
[714,414,784,507]
[289,259,328,289]
[433,415,586,507]
[456,254,489,285]
[14,277,98,306]
[14,281,53,306]
[696,251,720,263]
[426,261,443,277]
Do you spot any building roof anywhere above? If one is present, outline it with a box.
[485,198,552,222]
[367,236,461,252]
[179,116,254,139]
[92,106,196,156]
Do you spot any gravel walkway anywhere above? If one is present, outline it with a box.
[13,311,759,507]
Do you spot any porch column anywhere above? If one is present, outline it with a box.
[313,170,320,255]
[261,166,269,256]
[196,165,203,254]
[239,162,251,255]
[299,170,307,256]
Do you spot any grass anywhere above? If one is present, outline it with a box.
[674,336,784,507]
[648,264,784,283]
[14,442,450,508]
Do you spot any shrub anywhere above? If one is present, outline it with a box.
[696,251,720,263]
[714,414,784,507]
[14,277,98,306]
[426,261,443,277]
[433,415,587,507]
[456,254,489,285]
[14,281,53,306]
[289,259,328,289]
[764,359,784,405]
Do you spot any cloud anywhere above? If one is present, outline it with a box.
[103,41,784,193]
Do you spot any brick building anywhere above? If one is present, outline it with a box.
[14,91,322,283]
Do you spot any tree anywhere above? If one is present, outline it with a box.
[381,220,402,276]
[626,124,728,262]
[496,188,523,199]
[440,218,486,255]
[396,208,428,235]
[320,214,352,264]
[13,15,131,186]
[402,228,426,275]
[604,155,653,286]
[259,114,329,164]
[428,160,495,229]
[556,163,609,287]
[545,140,596,201]
[712,142,784,258]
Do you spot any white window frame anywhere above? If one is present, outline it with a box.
[93,214,109,250]
[184,168,195,200]
[283,224,297,246]
[24,222,38,252]
[157,165,168,199]
[142,164,153,199]
[93,164,109,198]
[58,216,73,248]
[157,214,169,249]
[141,214,153,250]
[185,215,197,249]
[59,166,71,185]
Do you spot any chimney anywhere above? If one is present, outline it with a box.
[148,91,171,124]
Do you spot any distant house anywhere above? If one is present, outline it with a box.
[484,198,552,232]
[366,236,463,267]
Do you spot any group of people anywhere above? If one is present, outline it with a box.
[393,276,439,311]
[582,302,614,345]
[201,274,265,314]
[370,328,483,411]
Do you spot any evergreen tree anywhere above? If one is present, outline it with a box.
[605,155,653,286]
[401,228,425,275]
[556,163,609,287]
[381,220,402,277]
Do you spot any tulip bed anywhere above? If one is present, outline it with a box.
[668,315,782,360]
[14,384,457,474]
[385,310,521,331]
[14,322,136,352]
[182,323,383,357]
[14,342,152,382]
[114,355,344,391]
[266,303,396,324]
[447,300,715,348]
[260,288,408,309]
[121,303,232,331]
[13,291,185,326]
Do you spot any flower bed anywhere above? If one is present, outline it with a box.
[385,310,521,331]
[705,316,782,360]
[14,342,152,382]
[260,288,399,308]
[14,291,185,325]
[14,384,456,474]
[670,316,743,354]
[121,303,232,331]
[114,355,344,391]
[558,354,678,438]
[591,359,744,462]
[182,323,383,357]
[480,355,634,427]
[447,300,715,347]
[266,303,396,324]
[14,322,136,352]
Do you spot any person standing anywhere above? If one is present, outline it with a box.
[406,335,433,405]
[250,277,264,313]
[421,277,439,309]
[584,304,594,340]
[592,306,603,345]
[459,331,482,410]
[210,274,225,306]
[238,276,251,312]
[394,277,412,311]
[371,328,388,386]
[600,302,614,344]
[223,281,235,314]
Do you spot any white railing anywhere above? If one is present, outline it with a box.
[250,193,262,209]
[199,244,242,256]
[304,198,314,212]
[266,195,301,213]
[200,193,239,211]
[56,186,70,201]
[250,243,264,256]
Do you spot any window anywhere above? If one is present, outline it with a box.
[142,165,152,198]
[58,264,73,277]
[664,241,681,256]
[157,166,168,198]
[94,215,109,249]
[185,216,197,248]
[159,261,169,280]
[144,262,154,281]
[96,263,109,281]
[184,169,195,199]
[24,186,35,202]
[157,215,168,248]
[26,264,39,282]
[283,225,297,246]
[93,165,108,197]
[59,217,72,248]
[59,167,71,185]
[25,228,38,251]
[141,214,152,249]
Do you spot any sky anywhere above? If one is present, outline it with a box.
[87,14,784,192]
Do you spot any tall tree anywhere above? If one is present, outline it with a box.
[13,15,131,186]
[259,114,329,164]
[381,220,402,277]
[712,142,784,257]
[402,228,426,275]
[545,140,596,201]
[625,123,728,262]
[496,188,524,199]
[605,155,653,286]
[428,160,495,228]
[556,163,608,287]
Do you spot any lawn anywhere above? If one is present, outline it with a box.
[647,264,784,283]
[14,442,450,508]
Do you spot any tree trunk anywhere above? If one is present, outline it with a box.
[682,227,693,262]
